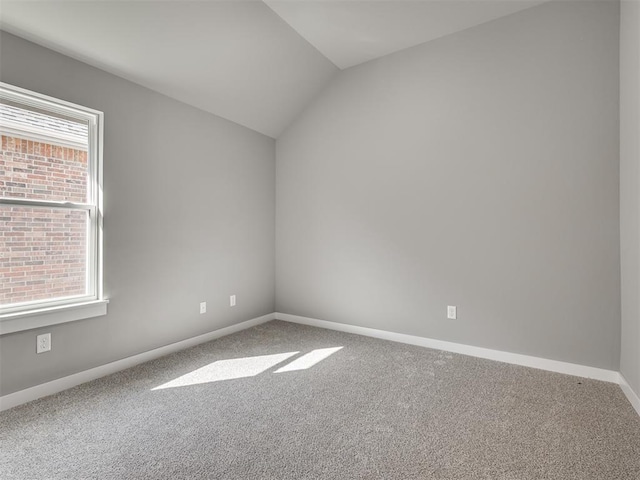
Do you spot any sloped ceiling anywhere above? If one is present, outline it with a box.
[0,0,338,138]
[0,0,548,138]
[264,0,547,69]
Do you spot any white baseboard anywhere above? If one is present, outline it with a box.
[0,313,275,412]
[275,313,620,383]
[4,312,636,418]
[619,373,640,417]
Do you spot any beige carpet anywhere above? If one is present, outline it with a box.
[1,320,639,479]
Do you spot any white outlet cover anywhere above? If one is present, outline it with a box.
[230,295,236,307]
[36,333,51,353]
[199,302,207,314]
[447,306,457,320]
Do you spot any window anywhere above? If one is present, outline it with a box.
[0,83,106,333]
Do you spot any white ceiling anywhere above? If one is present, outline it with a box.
[264,0,547,69]
[0,0,548,137]
[0,0,338,138]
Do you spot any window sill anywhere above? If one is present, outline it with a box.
[0,300,109,335]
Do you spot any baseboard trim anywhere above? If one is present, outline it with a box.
[275,313,619,383]
[619,374,640,417]
[3,312,634,417]
[0,313,275,412]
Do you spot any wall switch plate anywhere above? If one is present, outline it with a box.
[230,295,236,307]
[36,333,51,354]
[199,302,207,314]
[447,306,457,320]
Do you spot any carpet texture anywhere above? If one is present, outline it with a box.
[1,320,640,479]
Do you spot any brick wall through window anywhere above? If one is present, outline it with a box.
[0,135,88,306]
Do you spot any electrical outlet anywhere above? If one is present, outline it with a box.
[199,302,207,314]
[36,333,51,354]
[447,306,457,320]
[230,295,236,307]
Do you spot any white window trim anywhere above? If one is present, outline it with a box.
[0,83,107,333]
[0,300,109,335]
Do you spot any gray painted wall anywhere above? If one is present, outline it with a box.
[276,1,621,369]
[0,32,276,396]
[620,0,640,396]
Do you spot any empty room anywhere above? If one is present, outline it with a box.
[1,0,639,478]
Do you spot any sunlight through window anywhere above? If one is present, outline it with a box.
[274,347,343,373]
[152,351,299,390]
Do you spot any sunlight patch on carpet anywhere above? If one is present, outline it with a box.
[275,347,343,373]
[152,352,299,389]
[152,346,345,390]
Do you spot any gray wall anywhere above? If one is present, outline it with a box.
[276,1,621,369]
[0,32,276,396]
[620,0,640,396]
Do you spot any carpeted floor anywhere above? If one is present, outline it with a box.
[1,320,640,480]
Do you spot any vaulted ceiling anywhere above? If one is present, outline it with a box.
[0,0,546,138]
[265,0,545,69]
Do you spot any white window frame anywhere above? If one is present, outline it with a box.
[0,83,107,334]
